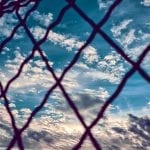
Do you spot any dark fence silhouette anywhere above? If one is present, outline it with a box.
[0,0,149,149]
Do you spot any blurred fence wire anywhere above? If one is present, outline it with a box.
[0,0,149,149]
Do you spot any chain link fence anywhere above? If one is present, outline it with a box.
[0,0,149,149]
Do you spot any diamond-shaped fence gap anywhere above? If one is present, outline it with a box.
[21,87,85,149]
[5,50,55,128]
[73,61,149,149]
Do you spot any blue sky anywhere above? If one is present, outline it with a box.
[0,0,150,149]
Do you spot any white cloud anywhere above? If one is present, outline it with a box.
[84,70,119,83]
[74,62,90,70]
[32,11,53,27]
[0,36,125,128]
[0,14,16,37]
[97,52,125,83]
[30,26,99,64]
[1,48,123,126]
[97,0,113,10]
[126,45,147,60]
[0,50,55,93]
[0,47,125,104]
[112,28,137,49]
[83,88,109,101]
[111,19,133,37]
[0,14,23,39]
[111,18,150,68]
[122,29,136,47]
[111,20,140,56]
[141,0,150,6]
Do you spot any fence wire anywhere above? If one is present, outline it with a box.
[0,0,149,149]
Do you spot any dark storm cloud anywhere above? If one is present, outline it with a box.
[0,123,12,135]
[129,114,150,133]
[111,127,127,134]
[75,93,104,109]
[128,114,150,147]
[110,114,150,149]
[55,93,104,111]
[0,122,13,148]
[26,130,54,143]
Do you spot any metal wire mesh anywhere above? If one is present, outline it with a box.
[0,0,149,149]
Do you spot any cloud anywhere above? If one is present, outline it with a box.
[141,0,150,6]
[97,0,114,10]
[0,103,149,150]
[96,113,150,150]
[0,3,149,150]
[84,69,120,83]
[122,29,136,46]
[0,13,23,39]
[0,14,16,38]
[128,114,150,136]
[1,50,54,89]
[51,87,109,117]
[30,26,99,64]
[1,47,124,98]
[111,18,150,69]
[112,24,137,49]
[32,11,53,27]
[0,48,125,125]
[111,19,133,37]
